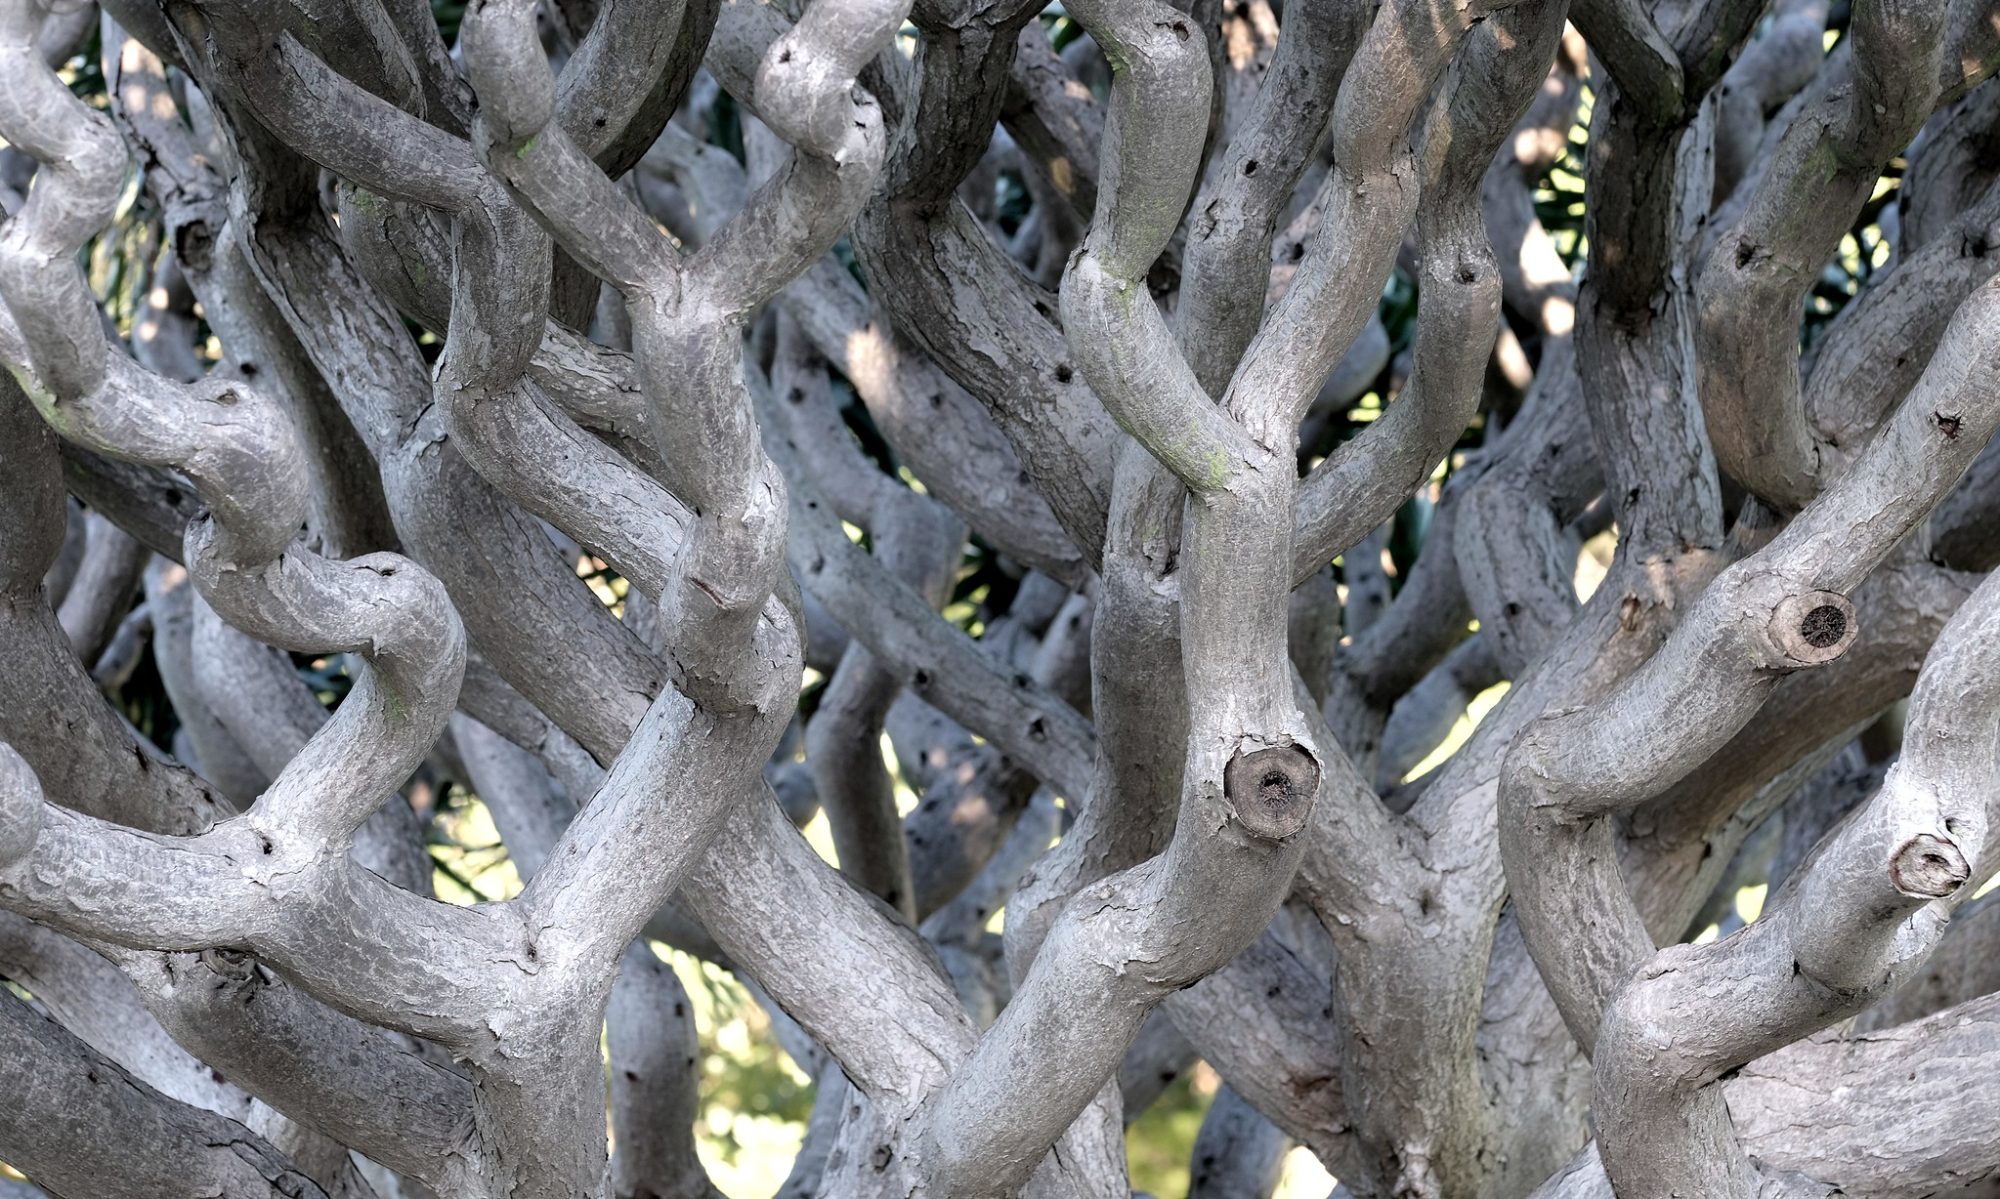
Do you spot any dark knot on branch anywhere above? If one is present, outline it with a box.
[1798,604,1847,647]
[1223,745,1319,840]
[1888,832,1970,900]
[1768,590,1859,666]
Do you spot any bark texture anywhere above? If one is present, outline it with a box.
[2,0,1999,1196]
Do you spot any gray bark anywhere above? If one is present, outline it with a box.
[3,0,2000,1196]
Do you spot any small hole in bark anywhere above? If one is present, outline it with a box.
[164,488,183,506]
[778,49,792,62]
[913,669,931,687]
[1055,363,1074,383]
[1935,411,1963,439]
[258,837,273,855]
[1013,673,1032,688]
[1458,267,1477,284]
[1028,717,1047,741]
[1799,604,1847,648]
[1734,240,1757,268]
[240,362,258,377]
[929,393,944,408]
[1243,160,1259,176]
[1172,20,1189,38]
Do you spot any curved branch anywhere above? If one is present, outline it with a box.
[786,472,1095,801]
[1500,274,2000,1055]
[1697,5,1961,510]
[1591,565,2000,1197]
[0,984,331,1199]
